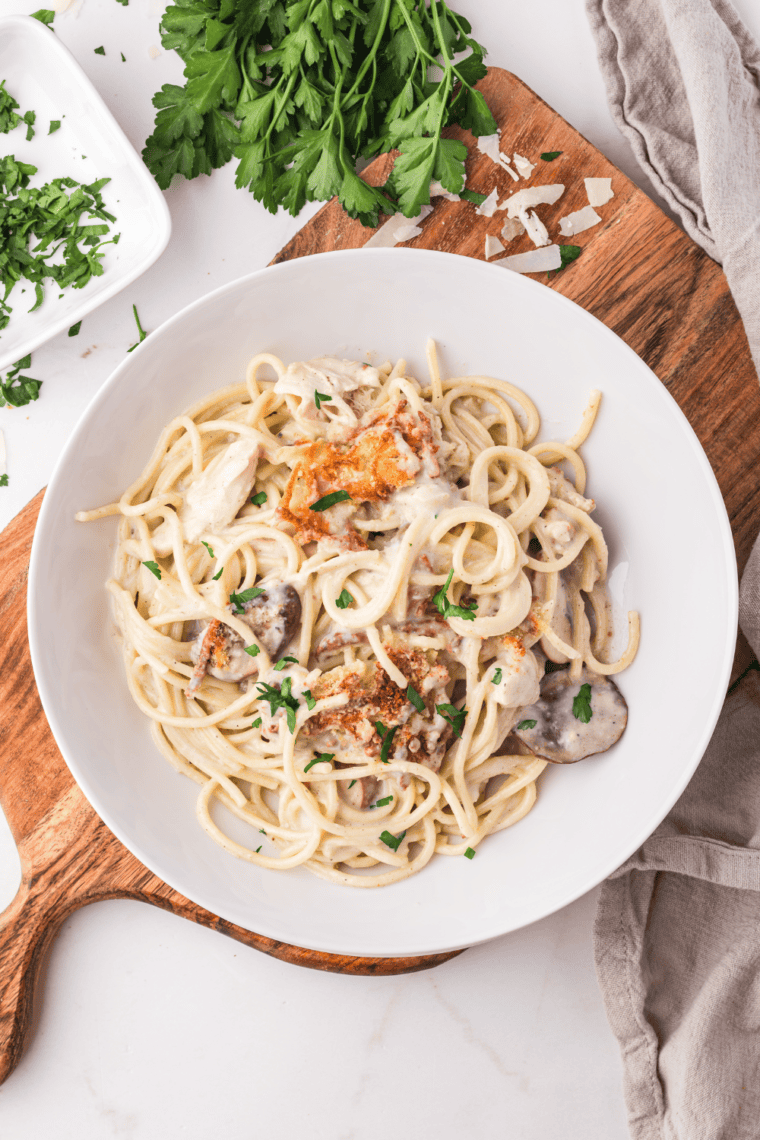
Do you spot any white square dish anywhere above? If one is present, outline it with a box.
[0,14,171,372]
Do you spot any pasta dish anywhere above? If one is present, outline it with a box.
[77,342,639,887]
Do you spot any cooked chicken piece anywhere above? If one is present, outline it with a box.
[152,439,259,556]
[186,584,301,695]
[513,665,627,763]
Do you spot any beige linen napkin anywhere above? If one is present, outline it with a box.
[586,0,760,1135]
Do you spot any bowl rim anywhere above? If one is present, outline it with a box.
[27,248,739,956]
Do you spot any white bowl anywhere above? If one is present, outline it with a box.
[0,15,170,372]
[28,249,737,957]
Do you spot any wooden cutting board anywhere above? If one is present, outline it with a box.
[1,67,758,1087]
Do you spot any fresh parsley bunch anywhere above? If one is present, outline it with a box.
[143,0,498,225]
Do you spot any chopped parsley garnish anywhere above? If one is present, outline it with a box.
[31,10,55,27]
[251,717,262,728]
[380,830,406,852]
[0,158,119,334]
[464,847,476,859]
[68,321,81,337]
[273,655,298,672]
[200,540,214,558]
[0,474,8,487]
[375,721,398,762]
[460,189,488,206]
[516,718,537,731]
[255,677,299,733]
[255,845,262,853]
[229,585,265,614]
[492,668,502,685]
[407,684,425,712]
[0,356,42,408]
[243,644,260,658]
[314,391,332,410]
[436,702,467,739]
[348,779,356,788]
[94,46,106,55]
[433,569,478,622]
[540,151,562,161]
[572,683,593,723]
[0,81,21,135]
[304,752,335,773]
[48,120,61,134]
[143,560,161,579]
[251,491,267,506]
[303,690,316,711]
[121,52,127,62]
[126,304,147,352]
[309,489,351,512]
[549,245,582,279]
[212,567,223,581]
[372,795,393,808]
[335,588,354,609]
[140,2,497,227]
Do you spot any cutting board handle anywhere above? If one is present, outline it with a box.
[0,876,73,1083]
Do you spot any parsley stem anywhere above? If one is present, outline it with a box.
[343,0,391,101]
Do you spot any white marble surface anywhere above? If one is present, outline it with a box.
[1,0,757,1135]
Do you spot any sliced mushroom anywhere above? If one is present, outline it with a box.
[513,666,628,763]
[339,774,379,809]
[186,584,301,695]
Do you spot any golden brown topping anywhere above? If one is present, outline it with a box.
[277,399,438,546]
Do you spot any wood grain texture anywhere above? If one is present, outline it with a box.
[0,65,757,1086]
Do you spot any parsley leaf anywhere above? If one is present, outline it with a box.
[256,677,299,733]
[252,717,262,728]
[407,684,425,712]
[377,722,398,763]
[201,540,214,558]
[30,10,55,27]
[540,151,562,161]
[212,567,223,581]
[436,702,467,739]
[433,569,478,623]
[273,655,298,671]
[304,752,335,773]
[380,830,406,852]
[303,689,316,710]
[0,474,8,487]
[48,120,61,134]
[310,489,351,512]
[126,304,147,351]
[251,491,267,506]
[243,644,260,658]
[492,668,502,684]
[372,795,393,808]
[0,356,43,408]
[460,189,487,206]
[314,390,332,409]
[143,560,161,579]
[335,588,354,609]
[572,683,593,723]
[464,847,475,859]
[68,321,81,336]
[516,718,537,731]
[94,46,106,56]
[229,585,265,613]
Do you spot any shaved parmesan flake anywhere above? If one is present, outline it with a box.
[492,245,563,274]
[504,185,565,218]
[513,153,536,179]
[475,187,500,217]
[559,205,601,236]
[476,133,519,181]
[0,429,6,481]
[363,205,433,248]
[430,180,459,202]
[485,234,505,259]
[501,217,525,242]
[519,208,550,248]
[585,177,614,207]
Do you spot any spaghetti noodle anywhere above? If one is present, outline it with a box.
[77,343,639,887]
